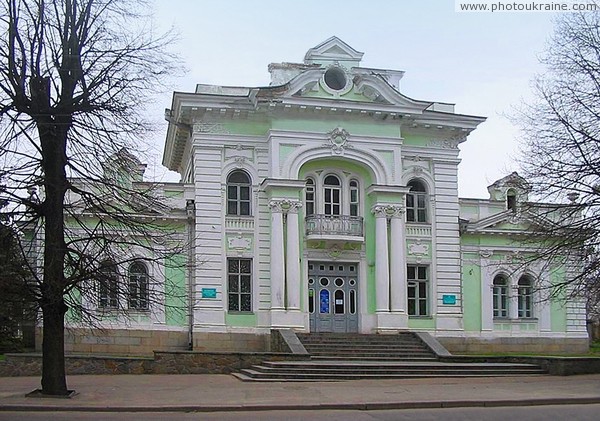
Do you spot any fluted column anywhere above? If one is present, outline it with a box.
[509,276,519,319]
[389,205,407,314]
[373,205,390,313]
[269,200,285,310]
[286,201,302,310]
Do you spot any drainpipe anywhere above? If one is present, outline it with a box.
[186,199,196,351]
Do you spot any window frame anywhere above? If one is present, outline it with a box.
[128,261,149,310]
[407,264,429,316]
[227,257,252,313]
[303,171,363,217]
[492,274,509,318]
[323,174,342,216]
[305,177,316,216]
[98,260,119,309]
[406,179,428,223]
[517,275,534,318]
[226,170,252,216]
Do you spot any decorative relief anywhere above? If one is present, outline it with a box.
[427,137,464,149]
[328,245,343,260]
[371,204,404,218]
[479,249,493,258]
[326,127,352,155]
[193,121,230,134]
[269,199,302,213]
[408,243,429,256]
[227,235,252,251]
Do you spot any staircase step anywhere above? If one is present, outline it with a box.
[232,332,547,382]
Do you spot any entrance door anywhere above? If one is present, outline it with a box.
[308,261,358,333]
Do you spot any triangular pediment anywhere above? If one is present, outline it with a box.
[304,36,364,64]
[466,210,537,234]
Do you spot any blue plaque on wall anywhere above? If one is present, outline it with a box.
[442,294,456,305]
[201,288,217,299]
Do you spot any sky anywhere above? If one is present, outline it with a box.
[147,0,560,198]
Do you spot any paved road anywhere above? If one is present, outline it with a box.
[2,404,600,421]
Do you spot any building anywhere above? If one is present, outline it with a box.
[64,37,588,355]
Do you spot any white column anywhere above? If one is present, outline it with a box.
[373,206,390,313]
[286,202,302,310]
[389,207,406,314]
[269,201,285,310]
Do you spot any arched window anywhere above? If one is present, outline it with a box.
[98,260,118,308]
[350,179,360,216]
[493,274,509,318]
[518,275,533,318]
[407,180,428,223]
[227,170,251,216]
[305,177,315,216]
[507,189,517,212]
[323,175,341,215]
[129,262,149,310]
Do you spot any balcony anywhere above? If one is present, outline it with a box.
[305,214,364,242]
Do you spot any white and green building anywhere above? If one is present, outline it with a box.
[66,37,588,354]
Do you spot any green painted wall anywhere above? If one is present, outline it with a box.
[550,266,568,332]
[408,317,435,329]
[462,263,482,331]
[165,254,187,327]
[221,120,270,136]
[225,312,258,327]
[273,118,400,139]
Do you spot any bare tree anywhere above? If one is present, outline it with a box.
[514,9,600,309]
[0,0,183,395]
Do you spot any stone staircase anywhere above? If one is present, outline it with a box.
[297,332,437,361]
[232,332,547,382]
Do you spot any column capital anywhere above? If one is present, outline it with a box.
[269,199,302,213]
[371,204,404,218]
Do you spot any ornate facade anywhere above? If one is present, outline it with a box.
[62,37,588,354]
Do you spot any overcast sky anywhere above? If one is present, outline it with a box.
[148,0,560,198]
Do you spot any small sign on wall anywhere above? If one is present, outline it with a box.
[442,294,457,305]
[201,288,217,299]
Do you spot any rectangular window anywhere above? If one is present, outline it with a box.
[98,263,119,308]
[493,285,508,318]
[228,258,252,312]
[407,265,428,316]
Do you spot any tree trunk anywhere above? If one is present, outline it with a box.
[34,73,70,394]
[41,299,67,395]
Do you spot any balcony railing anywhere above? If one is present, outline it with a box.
[305,214,364,238]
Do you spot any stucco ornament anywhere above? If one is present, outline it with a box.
[269,199,302,213]
[408,243,429,256]
[227,235,252,251]
[327,127,352,155]
[193,121,230,134]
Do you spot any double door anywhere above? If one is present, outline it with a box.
[308,261,358,333]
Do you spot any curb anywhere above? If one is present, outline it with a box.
[2,397,600,412]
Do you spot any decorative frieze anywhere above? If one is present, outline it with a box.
[193,121,230,134]
[371,204,404,218]
[268,199,302,213]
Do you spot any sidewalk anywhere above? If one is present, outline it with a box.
[1,374,600,412]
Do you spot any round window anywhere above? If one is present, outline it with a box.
[320,277,330,287]
[324,67,347,91]
[349,279,356,286]
[308,278,315,285]
[335,278,344,287]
